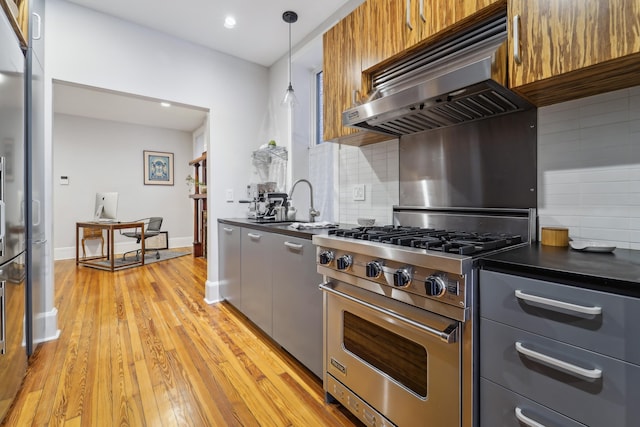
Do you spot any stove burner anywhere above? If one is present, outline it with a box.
[329,226,522,255]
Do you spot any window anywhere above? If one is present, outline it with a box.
[315,70,324,145]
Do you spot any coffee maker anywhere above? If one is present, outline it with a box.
[242,183,289,222]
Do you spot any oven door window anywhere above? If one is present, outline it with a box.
[343,311,428,398]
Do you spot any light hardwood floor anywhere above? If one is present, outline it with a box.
[2,251,361,426]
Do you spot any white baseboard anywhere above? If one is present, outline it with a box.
[204,279,221,304]
[33,307,61,344]
[54,236,194,260]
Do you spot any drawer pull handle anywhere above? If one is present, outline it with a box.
[515,342,602,380]
[284,242,303,250]
[515,290,602,315]
[223,227,233,233]
[515,407,547,427]
[247,233,261,240]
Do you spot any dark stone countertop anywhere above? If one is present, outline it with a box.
[481,243,640,297]
[217,218,349,240]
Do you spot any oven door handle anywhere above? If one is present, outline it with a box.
[319,282,457,344]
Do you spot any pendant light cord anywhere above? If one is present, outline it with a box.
[282,11,298,106]
[288,18,292,88]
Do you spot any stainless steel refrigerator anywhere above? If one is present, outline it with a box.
[0,8,27,421]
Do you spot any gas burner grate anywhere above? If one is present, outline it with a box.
[329,226,523,256]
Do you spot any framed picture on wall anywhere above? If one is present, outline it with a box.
[144,150,174,185]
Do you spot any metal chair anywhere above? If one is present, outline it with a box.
[121,217,163,261]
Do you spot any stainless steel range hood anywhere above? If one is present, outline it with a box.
[343,14,533,137]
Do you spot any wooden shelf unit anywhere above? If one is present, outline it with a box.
[189,153,207,258]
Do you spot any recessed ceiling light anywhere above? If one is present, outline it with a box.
[224,16,236,29]
[160,102,171,107]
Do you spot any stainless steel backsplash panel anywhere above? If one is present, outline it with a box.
[399,109,537,209]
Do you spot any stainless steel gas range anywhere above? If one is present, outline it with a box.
[312,110,537,426]
[313,207,536,427]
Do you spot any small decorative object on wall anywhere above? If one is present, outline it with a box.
[144,150,174,185]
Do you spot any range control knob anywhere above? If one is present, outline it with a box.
[336,255,353,271]
[393,268,412,287]
[365,261,383,278]
[425,275,447,297]
[319,251,334,265]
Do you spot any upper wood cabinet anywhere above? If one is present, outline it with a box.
[0,0,27,47]
[363,0,502,71]
[363,0,424,70]
[322,4,390,145]
[323,4,363,142]
[509,0,640,105]
[323,0,506,145]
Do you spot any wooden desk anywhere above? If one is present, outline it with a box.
[76,221,145,272]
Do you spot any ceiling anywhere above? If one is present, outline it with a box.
[54,82,209,132]
[56,0,355,133]
[64,0,352,67]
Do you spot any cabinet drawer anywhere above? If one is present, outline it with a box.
[481,378,586,427]
[480,270,640,365]
[481,319,640,427]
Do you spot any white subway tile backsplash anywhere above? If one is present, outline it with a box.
[538,86,640,248]
[537,129,580,146]
[543,182,581,194]
[580,216,630,230]
[580,181,634,194]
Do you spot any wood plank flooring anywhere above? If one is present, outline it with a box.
[2,251,361,426]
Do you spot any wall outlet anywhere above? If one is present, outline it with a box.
[225,189,234,202]
[353,184,365,201]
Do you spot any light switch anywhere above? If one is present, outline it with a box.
[60,176,69,185]
[225,189,234,202]
[353,184,365,201]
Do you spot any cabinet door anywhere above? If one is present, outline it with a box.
[322,4,364,141]
[218,224,241,309]
[363,0,422,70]
[509,0,640,96]
[423,0,453,39]
[453,0,501,23]
[271,235,323,377]
[240,229,274,336]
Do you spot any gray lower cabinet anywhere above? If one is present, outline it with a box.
[218,223,241,309]
[271,234,323,378]
[479,270,640,427]
[240,228,275,336]
[217,222,324,377]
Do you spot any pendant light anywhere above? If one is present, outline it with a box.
[281,10,298,108]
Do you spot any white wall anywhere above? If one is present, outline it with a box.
[52,114,194,258]
[538,86,640,249]
[44,0,270,327]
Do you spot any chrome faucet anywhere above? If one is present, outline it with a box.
[288,179,320,222]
